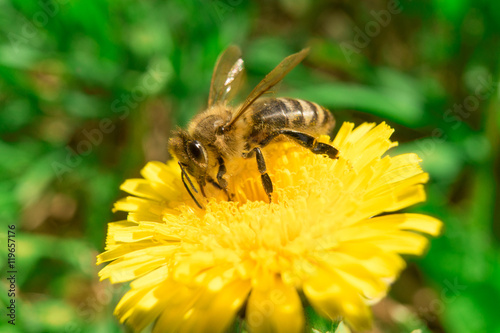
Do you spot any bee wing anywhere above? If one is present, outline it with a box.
[225,48,310,128]
[208,45,246,108]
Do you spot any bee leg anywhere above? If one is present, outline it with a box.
[216,157,232,201]
[207,176,232,201]
[245,147,273,203]
[278,130,339,159]
[216,157,228,189]
[193,178,207,198]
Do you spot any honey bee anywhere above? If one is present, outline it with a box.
[169,46,339,208]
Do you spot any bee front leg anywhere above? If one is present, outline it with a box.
[216,157,228,189]
[197,180,207,198]
[206,157,232,201]
[244,147,273,203]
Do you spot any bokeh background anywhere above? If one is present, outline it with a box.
[1,0,499,332]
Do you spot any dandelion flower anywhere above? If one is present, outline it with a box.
[97,122,442,332]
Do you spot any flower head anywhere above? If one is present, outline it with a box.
[97,122,442,332]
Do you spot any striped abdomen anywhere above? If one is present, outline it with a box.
[245,97,335,144]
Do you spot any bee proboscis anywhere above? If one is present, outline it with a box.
[169,46,339,208]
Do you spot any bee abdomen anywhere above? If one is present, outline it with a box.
[251,97,334,135]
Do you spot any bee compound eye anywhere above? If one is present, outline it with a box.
[188,140,206,164]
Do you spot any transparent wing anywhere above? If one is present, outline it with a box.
[208,45,245,108]
[225,48,309,128]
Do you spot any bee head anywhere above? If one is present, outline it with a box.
[169,130,209,180]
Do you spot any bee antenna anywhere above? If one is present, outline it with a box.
[178,162,198,193]
[178,162,203,209]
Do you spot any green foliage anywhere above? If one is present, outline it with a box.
[1,0,499,332]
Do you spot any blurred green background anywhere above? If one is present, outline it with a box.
[0,0,499,332]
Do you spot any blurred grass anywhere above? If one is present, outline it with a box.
[0,0,499,332]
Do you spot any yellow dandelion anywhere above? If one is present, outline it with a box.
[97,122,442,332]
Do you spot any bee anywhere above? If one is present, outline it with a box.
[169,46,339,208]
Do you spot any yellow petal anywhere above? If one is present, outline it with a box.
[354,213,443,236]
[303,267,372,331]
[246,275,305,333]
[120,179,167,201]
[153,278,251,333]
